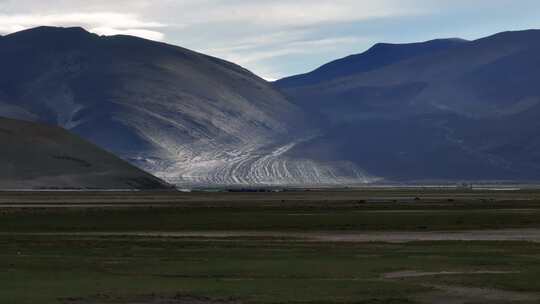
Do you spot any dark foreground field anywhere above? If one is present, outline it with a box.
[2,189,540,303]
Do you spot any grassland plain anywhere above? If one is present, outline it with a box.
[1,189,540,303]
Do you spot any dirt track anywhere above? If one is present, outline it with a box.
[62,294,241,304]
[13,229,540,243]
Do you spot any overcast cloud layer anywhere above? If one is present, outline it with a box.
[1,0,540,79]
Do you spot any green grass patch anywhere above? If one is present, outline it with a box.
[1,237,539,303]
[2,207,540,233]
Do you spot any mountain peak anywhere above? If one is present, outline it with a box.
[371,38,467,50]
[5,26,94,41]
[475,29,540,44]
[276,38,467,88]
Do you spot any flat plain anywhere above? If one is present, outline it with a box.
[2,189,540,303]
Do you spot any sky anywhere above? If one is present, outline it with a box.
[1,1,540,80]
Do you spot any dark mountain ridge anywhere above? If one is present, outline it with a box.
[277,38,468,88]
[276,29,540,182]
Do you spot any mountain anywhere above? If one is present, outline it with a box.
[0,117,171,189]
[275,30,540,182]
[0,26,373,186]
[5,26,538,185]
[277,38,467,89]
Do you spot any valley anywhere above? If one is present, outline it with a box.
[2,189,540,303]
[1,3,540,304]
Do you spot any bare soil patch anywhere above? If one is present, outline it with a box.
[21,228,540,243]
[416,285,540,304]
[383,270,518,279]
[61,294,241,304]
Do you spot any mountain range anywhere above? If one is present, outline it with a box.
[1,26,540,186]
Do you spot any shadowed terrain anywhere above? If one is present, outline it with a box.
[0,117,170,189]
[276,30,540,182]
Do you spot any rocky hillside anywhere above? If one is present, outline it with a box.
[0,26,372,186]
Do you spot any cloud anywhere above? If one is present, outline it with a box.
[206,30,311,54]
[213,36,368,65]
[160,0,422,27]
[154,0,423,78]
[90,27,165,41]
[0,12,166,40]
